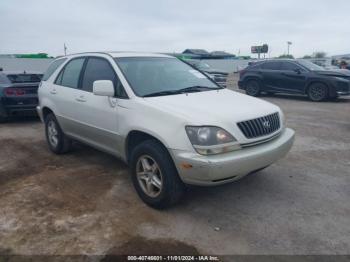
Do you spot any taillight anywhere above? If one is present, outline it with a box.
[4,88,25,96]
[16,89,25,96]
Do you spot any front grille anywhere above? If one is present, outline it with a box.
[237,112,280,139]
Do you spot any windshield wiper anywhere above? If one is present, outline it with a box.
[143,86,222,97]
[143,90,183,97]
[177,85,223,93]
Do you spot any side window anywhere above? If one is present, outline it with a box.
[42,58,67,81]
[55,70,64,85]
[82,57,128,98]
[262,62,282,70]
[56,58,85,88]
[282,62,303,71]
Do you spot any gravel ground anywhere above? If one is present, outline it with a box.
[0,75,349,258]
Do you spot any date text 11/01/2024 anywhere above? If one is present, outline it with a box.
[127,255,220,261]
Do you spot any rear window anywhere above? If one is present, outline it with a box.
[42,58,67,81]
[262,61,282,70]
[6,74,43,83]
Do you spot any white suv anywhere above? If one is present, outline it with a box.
[37,52,295,208]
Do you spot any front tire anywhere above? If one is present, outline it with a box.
[307,83,328,102]
[130,140,185,209]
[245,79,261,97]
[45,113,72,154]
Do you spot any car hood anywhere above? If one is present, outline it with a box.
[143,89,280,124]
[314,69,350,77]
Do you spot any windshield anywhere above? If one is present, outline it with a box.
[115,57,218,97]
[297,60,325,71]
[194,61,211,70]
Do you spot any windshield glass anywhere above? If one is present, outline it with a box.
[115,57,218,97]
[297,60,325,71]
[194,61,211,70]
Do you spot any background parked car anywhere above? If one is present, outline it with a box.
[238,59,350,101]
[185,60,229,87]
[0,71,42,122]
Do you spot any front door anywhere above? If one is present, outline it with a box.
[73,57,127,157]
[278,62,307,93]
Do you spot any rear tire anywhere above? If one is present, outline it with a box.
[245,79,261,97]
[44,113,72,154]
[130,140,185,209]
[307,83,328,102]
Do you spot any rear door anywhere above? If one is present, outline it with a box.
[260,61,283,91]
[51,57,86,135]
[279,62,307,93]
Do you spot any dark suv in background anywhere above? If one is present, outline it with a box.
[0,71,42,122]
[238,59,350,101]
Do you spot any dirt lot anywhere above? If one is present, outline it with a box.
[1,75,350,258]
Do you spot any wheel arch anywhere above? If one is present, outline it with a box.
[304,80,329,94]
[42,106,55,121]
[125,130,171,164]
[243,75,264,89]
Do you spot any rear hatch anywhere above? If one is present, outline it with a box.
[4,74,42,96]
[2,74,42,106]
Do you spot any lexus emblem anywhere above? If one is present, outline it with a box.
[262,121,270,129]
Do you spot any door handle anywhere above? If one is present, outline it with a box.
[75,95,86,102]
[50,89,57,94]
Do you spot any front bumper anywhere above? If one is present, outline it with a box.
[336,91,350,96]
[334,80,350,97]
[170,128,295,186]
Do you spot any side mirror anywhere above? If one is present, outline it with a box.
[294,68,302,74]
[93,80,115,97]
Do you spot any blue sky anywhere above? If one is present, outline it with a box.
[1,0,349,57]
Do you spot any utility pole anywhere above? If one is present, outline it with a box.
[287,41,292,56]
[64,43,67,56]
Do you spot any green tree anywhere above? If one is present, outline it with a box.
[313,52,327,58]
[302,55,312,59]
[278,54,294,59]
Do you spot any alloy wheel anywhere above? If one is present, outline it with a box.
[136,155,163,198]
[309,85,327,101]
[47,120,59,147]
[246,80,260,96]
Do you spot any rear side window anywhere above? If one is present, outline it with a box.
[55,58,85,89]
[262,61,282,70]
[281,62,303,71]
[42,58,67,81]
[82,57,127,98]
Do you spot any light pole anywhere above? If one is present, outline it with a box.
[287,41,292,56]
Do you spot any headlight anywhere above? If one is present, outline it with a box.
[186,126,241,155]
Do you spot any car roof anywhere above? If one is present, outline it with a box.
[61,51,173,59]
[261,59,297,63]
